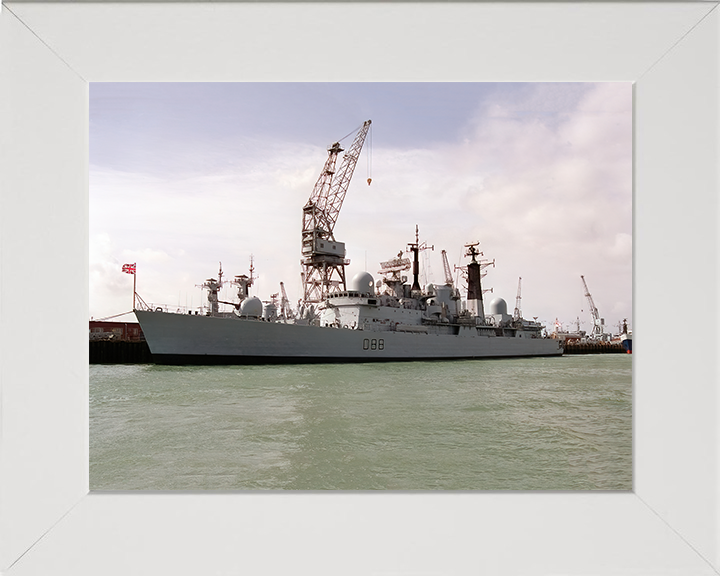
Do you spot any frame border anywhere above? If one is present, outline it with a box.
[1,2,718,574]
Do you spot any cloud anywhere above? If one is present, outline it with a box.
[342,83,632,327]
[90,83,632,331]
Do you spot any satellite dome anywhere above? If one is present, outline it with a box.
[349,271,375,295]
[488,297,508,315]
[239,296,263,317]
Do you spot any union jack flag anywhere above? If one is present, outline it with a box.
[122,263,136,275]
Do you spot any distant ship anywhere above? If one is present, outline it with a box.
[620,319,632,354]
[134,120,563,364]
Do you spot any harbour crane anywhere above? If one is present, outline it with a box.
[279,281,294,320]
[580,275,605,339]
[301,120,372,303]
[513,276,522,322]
[441,250,454,286]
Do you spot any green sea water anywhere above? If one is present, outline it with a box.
[90,354,632,491]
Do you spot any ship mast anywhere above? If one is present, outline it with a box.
[406,225,433,296]
[232,256,255,303]
[197,262,224,317]
[464,242,486,323]
[378,252,411,298]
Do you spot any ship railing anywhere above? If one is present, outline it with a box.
[145,303,209,316]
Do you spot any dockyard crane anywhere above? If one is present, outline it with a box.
[580,275,605,339]
[441,250,454,287]
[513,277,522,322]
[301,120,372,303]
[279,281,294,320]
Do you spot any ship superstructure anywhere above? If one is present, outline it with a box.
[135,121,562,363]
[135,225,560,363]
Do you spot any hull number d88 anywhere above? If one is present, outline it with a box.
[363,338,384,351]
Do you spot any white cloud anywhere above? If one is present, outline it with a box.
[90,83,632,331]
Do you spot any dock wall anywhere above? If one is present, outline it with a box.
[563,342,628,354]
[90,339,628,364]
[90,340,153,364]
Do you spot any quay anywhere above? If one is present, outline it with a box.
[89,339,628,364]
[90,340,152,364]
[563,341,628,354]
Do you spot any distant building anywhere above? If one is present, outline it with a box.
[89,321,144,341]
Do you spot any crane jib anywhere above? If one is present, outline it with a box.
[301,120,372,304]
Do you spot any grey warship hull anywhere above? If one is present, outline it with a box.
[135,309,563,365]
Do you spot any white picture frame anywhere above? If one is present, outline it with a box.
[1,2,718,574]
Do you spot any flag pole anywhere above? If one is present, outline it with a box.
[122,263,138,309]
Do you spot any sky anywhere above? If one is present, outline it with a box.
[90,82,632,334]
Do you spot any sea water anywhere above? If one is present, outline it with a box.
[90,355,632,491]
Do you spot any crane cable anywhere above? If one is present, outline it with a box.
[333,121,372,185]
[337,122,364,143]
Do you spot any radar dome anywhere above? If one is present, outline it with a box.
[488,297,508,315]
[239,296,263,317]
[349,271,375,295]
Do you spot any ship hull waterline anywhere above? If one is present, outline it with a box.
[135,310,563,365]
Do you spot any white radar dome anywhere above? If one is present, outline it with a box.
[239,296,263,317]
[349,271,375,295]
[488,297,508,315]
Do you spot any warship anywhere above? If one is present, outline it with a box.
[134,120,563,364]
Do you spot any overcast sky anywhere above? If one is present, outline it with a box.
[90,82,632,333]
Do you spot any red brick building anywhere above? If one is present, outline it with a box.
[89,321,144,341]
